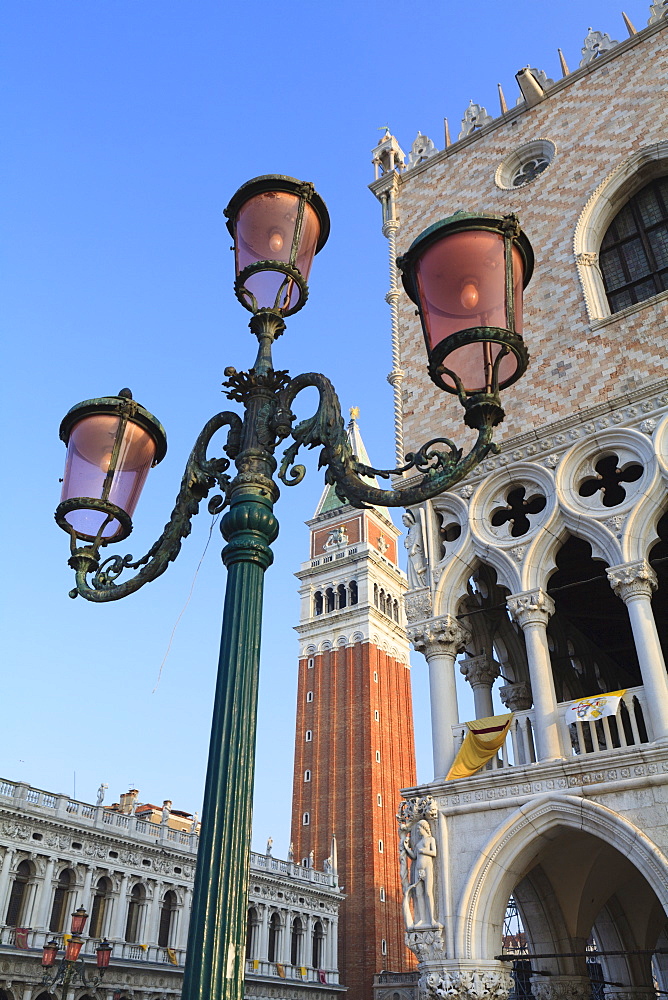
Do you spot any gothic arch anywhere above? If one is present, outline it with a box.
[456,793,668,961]
[574,140,668,321]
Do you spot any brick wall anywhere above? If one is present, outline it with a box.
[388,23,668,454]
[291,641,417,1000]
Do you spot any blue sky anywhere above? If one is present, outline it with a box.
[0,0,651,856]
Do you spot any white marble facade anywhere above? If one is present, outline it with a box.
[0,779,343,1000]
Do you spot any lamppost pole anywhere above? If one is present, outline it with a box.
[55,176,534,1000]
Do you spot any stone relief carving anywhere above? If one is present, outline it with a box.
[575,251,599,266]
[458,100,493,139]
[407,132,438,169]
[421,970,513,1000]
[405,589,432,623]
[606,560,658,601]
[648,1,668,25]
[579,28,619,66]
[397,796,441,956]
[403,511,428,589]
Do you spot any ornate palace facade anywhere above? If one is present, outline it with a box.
[370,7,668,1000]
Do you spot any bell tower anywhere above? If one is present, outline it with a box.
[290,412,416,1000]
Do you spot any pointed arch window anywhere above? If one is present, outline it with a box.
[600,176,668,313]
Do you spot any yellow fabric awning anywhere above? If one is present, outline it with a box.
[446,713,513,780]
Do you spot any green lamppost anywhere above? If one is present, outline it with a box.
[55,176,534,1000]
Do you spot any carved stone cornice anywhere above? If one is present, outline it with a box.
[530,977,593,1000]
[507,589,555,628]
[499,680,533,712]
[460,654,500,689]
[606,559,658,602]
[421,968,513,1000]
[408,616,471,658]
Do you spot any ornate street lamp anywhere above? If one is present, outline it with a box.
[397,211,533,429]
[55,176,533,1000]
[40,908,112,989]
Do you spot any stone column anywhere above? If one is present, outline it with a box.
[607,560,668,739]
[21,987,33,1000]
[258,904,270,960]
[179,886,192,949]
[146,882,163,945]
[459,654,500,719]
[80,865,93,910]
[0,849,16,924]
[35,857,56,930]
[111,874,129,941]
[507,590,563,761]
[409,616,471,778]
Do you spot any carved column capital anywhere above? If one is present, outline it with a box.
[421,968,513,1000]
[607,559,658,602]
[499,680,533,711]
[530,977,595,1000]
[460,654,500,689]
[408,615,471,659]
[507,589,555,628]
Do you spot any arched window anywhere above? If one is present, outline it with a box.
[125,883,145,943]
[313,591,323,616]
[381,938,387,956]
[375,750,381,762]
[393,599,399,622]
[337,584,347,609]
[268,912,281,962]
[374,583,379,607]
[49,868,74,932]
[378,839,384,853]
[246,906,260,960]
[374,710,379,722]
[304,770,311,782]
[349,581,358,605]
[291,916,303,966]
[325,588,336,613]
[305,730,312,742]
[306,691,314,703]
[6,860,32,927]
[158,889,177,947]
[307,657,315,668]
[312,919,324,968]
[302,812,310,825]
[600,176,668,313]
[377,793,382,806]
[89,876,112,938]
[379,887,385,902]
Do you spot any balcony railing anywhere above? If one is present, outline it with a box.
[0,926,185,966]
[248,852,338,888]
[450,685,650,772]
[245,959,338,984]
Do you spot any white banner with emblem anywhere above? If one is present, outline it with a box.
[564,689,627,724]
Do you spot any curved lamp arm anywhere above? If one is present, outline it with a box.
[277,372,498,509]
[67,411,242,601]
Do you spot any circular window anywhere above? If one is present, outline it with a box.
[496,139,556,190]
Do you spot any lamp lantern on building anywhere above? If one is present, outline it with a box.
[40,906,112,988]
[55,174,534,1000]
[397,211,533,428]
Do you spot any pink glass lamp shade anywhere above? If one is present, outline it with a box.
[397,212,533,397]
[224,175,330,316]
[64,935,84,963]
[42,939,59,967]
[56,389,167,544]
[96,940,112,969]
[70,907,88,935]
